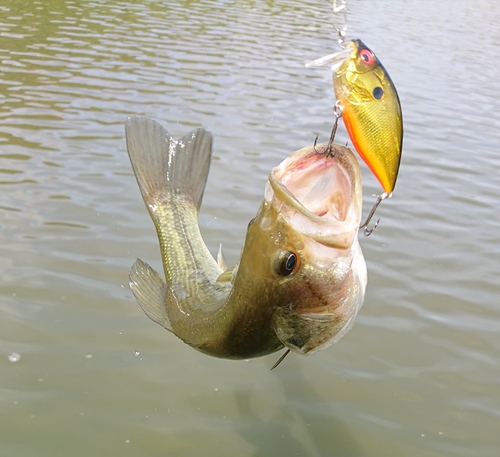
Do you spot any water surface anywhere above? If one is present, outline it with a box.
[1,1,499,456]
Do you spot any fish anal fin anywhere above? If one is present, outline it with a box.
[129,258,173,332]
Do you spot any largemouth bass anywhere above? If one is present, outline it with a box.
[125,116,367,360]
[307,39,403,195]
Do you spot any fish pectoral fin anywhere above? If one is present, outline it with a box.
[273,308,342,356]
[217,243,227,271]
[129,258,173,332]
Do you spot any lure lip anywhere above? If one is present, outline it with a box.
[305,46,352,71]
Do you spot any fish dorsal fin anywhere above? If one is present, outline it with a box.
[216,267,235,284]
[129,258,173,332]
[125,116,213,211]
[217,243,227,271]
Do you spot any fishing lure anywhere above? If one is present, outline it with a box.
[306,39,403,233]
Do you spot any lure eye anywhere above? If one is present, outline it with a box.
[359,48,375,66]
[279,251,298,276]
[372,86,384,100]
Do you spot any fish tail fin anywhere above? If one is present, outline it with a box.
[125,116,213,211]
[129,258,175,331]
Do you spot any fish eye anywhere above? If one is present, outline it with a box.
[372,86,384,100]
[279,251,298,276]
[359,49,375,65]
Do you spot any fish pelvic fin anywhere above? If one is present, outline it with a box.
[125,116,213,211]
[129,258,175,332]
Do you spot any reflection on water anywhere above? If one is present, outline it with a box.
[1,0,500,456]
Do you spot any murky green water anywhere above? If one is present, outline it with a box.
[1,0,499,456]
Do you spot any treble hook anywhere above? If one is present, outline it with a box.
[360,192,391,236]
[314,102,344,157]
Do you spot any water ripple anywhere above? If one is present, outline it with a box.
[0,1,499,456]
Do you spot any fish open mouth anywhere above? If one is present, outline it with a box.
[265,144,362,248]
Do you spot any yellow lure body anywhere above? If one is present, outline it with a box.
[333,39,403,193]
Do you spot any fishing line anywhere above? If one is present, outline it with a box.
[333,0,348,49]
[310,1,348,153]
